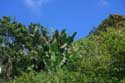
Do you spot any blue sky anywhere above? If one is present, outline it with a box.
[0,0,125,39]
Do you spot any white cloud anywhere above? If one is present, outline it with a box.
[24,0,49,12]
[99,0,109,6]
[23,0,51,17]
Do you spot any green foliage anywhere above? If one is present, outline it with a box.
[1,14,125,83]
[5,71,119,83]
[91,14,125,34]
[0,16,76,81]
[99,14,125,29]
[70,27,125,81]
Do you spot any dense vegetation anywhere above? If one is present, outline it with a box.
[0,14,125,83]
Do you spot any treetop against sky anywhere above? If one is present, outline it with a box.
[0,0,124,38]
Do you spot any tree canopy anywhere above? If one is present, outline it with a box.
[0,14,125,83]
